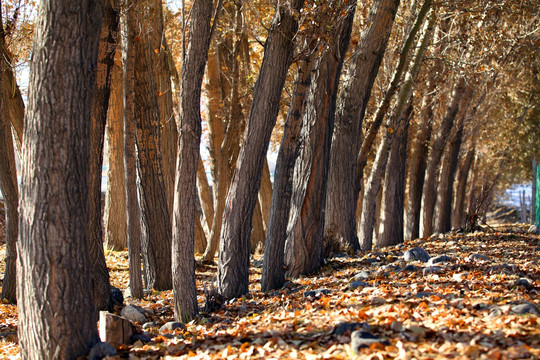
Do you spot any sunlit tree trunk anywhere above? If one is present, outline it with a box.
[197,155,214,236]
[421,77,466,237]
[285,1,356,277]
[261,53,314,292]
[88,0,119,312]
[325,0,400,253]
[104,62,128,251]
[259,160,273,231]
[172,0,214,322]
[17,1,102,357]
[217,0,304,299]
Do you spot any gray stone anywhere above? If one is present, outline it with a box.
[351,331,389,354]
[349,281,369,291]
[142,322,156,330]
[487,263,516,274]
[89,342,116,360]
[401,264,419,272]
[131,333,152,343]
[467,253,491,262]
[510,303,539,315]
[489,306,503,318]
[427,255,454,265]
[423,266,444,275]
[333,322,369,336]
[403,247,430,263]
[98,311,133,348]
[513,278,533,290]
[303,289,331,298]
[160,321,185,333]
[353,271,370,280]
[527,225,540,235]
[121,305,147,324]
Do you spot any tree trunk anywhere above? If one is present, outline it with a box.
[17,1,102,358]
[261,53,314,292]
[421,77,466,237]
[217,0,304,299]
[122,1,144,298]
[0,5,18,304]
[285,1,356,278]
[172,0,214,323]
[532,159,537,224]
[197,155,214,236]
[452,144,475,229]
[104,62,128,251]
[202,5,246,262]
[259,160,273,231]
[376,104,411,248]
[355,0,433,195]
[250,198,266,254]
[405,79,436,240]
[358,8,435,250]
[0,25,24,145]
[132,0,172,291]
[434,87,471,234]
[88,0,119,312]
[324,0,400,253]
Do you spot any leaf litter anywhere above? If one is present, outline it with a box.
[0,224,539,359]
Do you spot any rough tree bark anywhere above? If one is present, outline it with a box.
[88,0,119,312]
[172,0,214,323]
[217,0,304,299]
[132,0,172,290]
[285,0,356,277]
[104,62,128,251]
[122,0,144,298]
[421,77,466,237]
[17,1,102,358]
[261,53,315,291]
[324,0,401,253]
[0,4,18,304]
[376,104,411,248]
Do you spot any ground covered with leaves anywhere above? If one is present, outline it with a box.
[1,222,539,359]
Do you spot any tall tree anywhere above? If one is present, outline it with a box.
[217,0,304,299]
[261,52,315,292]
[358,5,436,250]
[88,0,120,312]
[376,103,411,248]
[433,86,472,233]
[104,62,128,251]
[0,1,18,304]
[285,0,356,277]
[131,0,172,290]
[405,75,437,240]
[324,0,401,253]
[17,1,102,357]
[122,0,144,298]
[172,0,214,323]
[421,76,466,237]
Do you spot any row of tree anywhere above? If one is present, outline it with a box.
[0,0,538,357]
